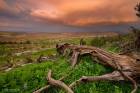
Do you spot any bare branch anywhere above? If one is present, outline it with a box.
[47,70,74,93]
[33,76,65,93]
[69,71,125,88]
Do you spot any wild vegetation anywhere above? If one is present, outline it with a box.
[0,31,140,93]
[0,3,140,93]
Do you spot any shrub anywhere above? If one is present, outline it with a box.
[90,37,107,47]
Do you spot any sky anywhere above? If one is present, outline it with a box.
[0,0,140,32]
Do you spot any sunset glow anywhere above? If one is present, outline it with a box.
[0,0,139,31]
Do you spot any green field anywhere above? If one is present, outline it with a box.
[0,34,139,93]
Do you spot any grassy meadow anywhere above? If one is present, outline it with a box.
[0,32,139,93]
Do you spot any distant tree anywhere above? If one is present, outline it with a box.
[130,27,140,50]
[122,3,140,52]
[132,3,140,50]
[135,3,140,17]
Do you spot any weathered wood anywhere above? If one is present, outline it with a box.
[47,70,74,93]
[33,76,65,93]
[70,50,80,67]
[57,44,140,76]
[112,59,138,93]
[69,71,125,88]
[56,43,140,93]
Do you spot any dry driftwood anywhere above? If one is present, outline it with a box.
[47,70,74,93]
[33,76,65,93]
[33,70,73,93]
[70,50,80,67]
[56,43,140,93]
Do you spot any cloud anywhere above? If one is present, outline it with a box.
[0,0,139,28]
[29,0,139,26]
[0,0,32,28]
[0,0,23,17]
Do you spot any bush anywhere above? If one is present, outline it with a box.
[90,37,107,47]
[25,40,31,44]
[80,38,86,45]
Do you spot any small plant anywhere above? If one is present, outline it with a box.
[80,38,86,45]
[37,54,44,63]
[25,56,33,63]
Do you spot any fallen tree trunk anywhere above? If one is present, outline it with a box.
[56,43,140,93]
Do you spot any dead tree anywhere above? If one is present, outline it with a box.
[135,3,140,17]
[33,70,73,93]
[120,3,140,53]
[56,43,140,93]
[131,27,140,51]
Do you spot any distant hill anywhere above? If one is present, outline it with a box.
[0,22,140,33]
[0,31,118,42]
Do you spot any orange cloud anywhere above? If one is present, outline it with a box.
[1,0,139,26]
[28,0,139,26]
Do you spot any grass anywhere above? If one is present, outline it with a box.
[0,37,94,67]
[0,54,140,93]
[0,36,140,93]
